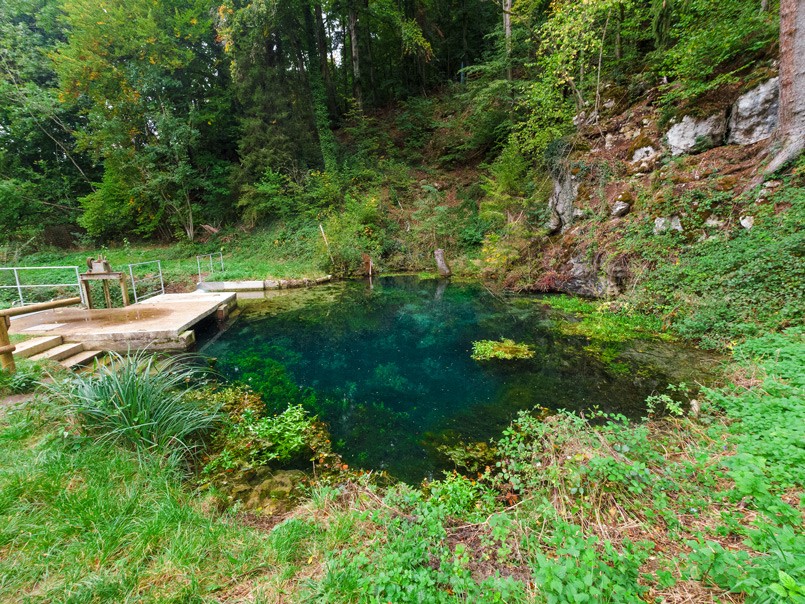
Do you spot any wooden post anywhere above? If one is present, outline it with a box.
[0,316,16,374]
[102,280,112,308]
[82,280,94,309]
[120,274,130,306]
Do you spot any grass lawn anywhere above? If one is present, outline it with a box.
[1,226,328,308]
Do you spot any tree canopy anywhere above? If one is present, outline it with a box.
[0,0,785,244]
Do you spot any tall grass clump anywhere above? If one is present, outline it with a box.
[50,350,221,460]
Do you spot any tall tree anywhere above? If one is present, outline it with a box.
[765,0,805,174]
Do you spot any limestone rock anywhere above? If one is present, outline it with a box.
[242,470,305,515]
[727,78,779,145]
[611,201,631,217]
[665,113,727,155]
[654,216,683,234]
[547,171,579,234]
[631,146,658,163]
[561,254,626,298]
[740,215,754,230]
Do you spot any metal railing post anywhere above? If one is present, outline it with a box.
[197,256,203,283]
[129,264,138,303]
[13,269,23,306]
[75,266,86,306]
[158,260,165,295]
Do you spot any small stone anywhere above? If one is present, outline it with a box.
[704,216,725,228]
[631,146,657,163]
[605,134,616,150]
[572,208,586,219]
[654,216,683,234]
[611,201,631,217]
[740,215,754,230]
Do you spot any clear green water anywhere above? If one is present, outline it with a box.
[202,277,718,482]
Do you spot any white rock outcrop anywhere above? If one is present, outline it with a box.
[666,114,727,155]
[727,77,779,145]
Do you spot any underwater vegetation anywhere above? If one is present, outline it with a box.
[471,338,535,361]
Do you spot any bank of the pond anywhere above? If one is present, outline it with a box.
[201,277,722,482]
[0,326,801,602]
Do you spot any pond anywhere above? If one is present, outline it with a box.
[202,277,719,482]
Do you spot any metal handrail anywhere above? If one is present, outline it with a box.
[196,252,224,283]
[0,266,85,306]
[127,260,165,303]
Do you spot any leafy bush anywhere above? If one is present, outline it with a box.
[203,403,317,474]
[49,351,221,460]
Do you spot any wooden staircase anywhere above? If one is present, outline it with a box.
[14,336,105,370]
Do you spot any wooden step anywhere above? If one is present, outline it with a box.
[31,342,85,362]
[13,336,64,359]
[61,350,104,370]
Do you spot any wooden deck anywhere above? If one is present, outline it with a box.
[8,292,237,351]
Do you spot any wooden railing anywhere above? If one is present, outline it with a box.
[0,297,82,373]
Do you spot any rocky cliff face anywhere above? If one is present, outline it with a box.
[532,77,780,298]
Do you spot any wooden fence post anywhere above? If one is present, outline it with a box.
[0,316,16,374]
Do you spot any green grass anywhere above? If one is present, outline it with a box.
[0,327,802,602]
[0,408,299,602]
[48,351,222,461]
[1,225,327,308]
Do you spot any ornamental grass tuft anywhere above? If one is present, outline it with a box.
[49,350,221,460]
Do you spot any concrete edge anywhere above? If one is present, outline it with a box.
[198,275,333,293]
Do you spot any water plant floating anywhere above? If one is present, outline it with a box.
[471,338,535,361]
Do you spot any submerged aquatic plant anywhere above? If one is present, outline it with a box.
[471,338,535,361]
[49,350,221,460]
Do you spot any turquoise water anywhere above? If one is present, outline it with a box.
[203,277,717,482]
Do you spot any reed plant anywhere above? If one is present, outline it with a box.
[49,350,221,460]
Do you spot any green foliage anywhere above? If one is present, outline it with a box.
[0,408,294,602]
[628,187,805,349]
[0,359,46,395]
[706,329,805,489]
[203,403,316,474]
[530,522,650,603]
[471,338,535,361]
[656,0,779,106]
[238,168,300,227]
[49,351,221,460]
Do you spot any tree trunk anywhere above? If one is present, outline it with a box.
[503,0,512,80]
[348,7,362,109]
[765,0,805,174]
[314,3,339,118]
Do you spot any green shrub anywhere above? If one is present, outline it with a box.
[203,403,316,474]
[49,350,221,460]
